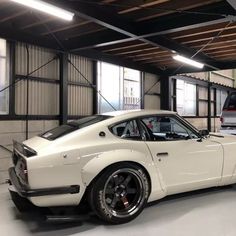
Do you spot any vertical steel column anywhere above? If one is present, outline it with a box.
[196,84,199,117]
[59,53,68,125]
[140,72,144,109]
[160,76,171,110]
[92,60,97,114]
[9,41,15,116]
[207,83,212,132]
[172,78,177,112]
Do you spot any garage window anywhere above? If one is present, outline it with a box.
[0,39,8,114]
[217,90,228,115]
[176,80,196,116]
[97,62,141,113]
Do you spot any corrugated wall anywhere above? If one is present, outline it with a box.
[14,43,94,116]
[68,54,93,116]
[15,80,59,115]
[144,73,161,109]
[15,43,59,79]
[15,42,59,115]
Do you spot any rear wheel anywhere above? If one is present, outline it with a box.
[89,163,150,224]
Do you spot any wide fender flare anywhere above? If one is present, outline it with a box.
[81,149,164,200]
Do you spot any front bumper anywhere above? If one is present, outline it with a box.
[8,167,80,198]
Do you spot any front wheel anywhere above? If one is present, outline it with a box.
[89,163,150,224]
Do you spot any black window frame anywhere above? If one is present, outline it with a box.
[108,114,200,142]
[40,115,112,141]
[137,114,201,142]
[109,118,143,141]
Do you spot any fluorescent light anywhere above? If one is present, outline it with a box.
[11,0,74,21]
[173,55,204,69]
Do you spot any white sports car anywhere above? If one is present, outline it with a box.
[8,110,236,224]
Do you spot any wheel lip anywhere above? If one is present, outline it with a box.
[102,168,147,219]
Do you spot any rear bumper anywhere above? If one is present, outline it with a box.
[8,167,80,198]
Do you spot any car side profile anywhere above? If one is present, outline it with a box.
[8,109,236,224]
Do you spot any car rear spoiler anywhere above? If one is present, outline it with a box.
[13,140,37,157]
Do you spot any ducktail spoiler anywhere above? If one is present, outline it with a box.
[13,140,37,157]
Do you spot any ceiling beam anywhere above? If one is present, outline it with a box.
[67,1,236,51]
[0,10,28,23]
[226,0,236,11]
[61,1,234,70]
[0,25,62,51]
[76,48,168,76]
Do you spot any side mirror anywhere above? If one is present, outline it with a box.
[199,129,209,137]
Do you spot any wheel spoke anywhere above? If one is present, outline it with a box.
[105,188,115,194]
[121,196,129,208]
[110,196,119,209]
[126,187,137,194]
[113,175,119,186]
[123,175,132,186]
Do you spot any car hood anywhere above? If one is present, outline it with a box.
[209,132,236,145]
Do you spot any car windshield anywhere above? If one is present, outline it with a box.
[40,115,112,140]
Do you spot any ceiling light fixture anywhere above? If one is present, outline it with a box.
[173,55,204,69]
[11,0,74,21]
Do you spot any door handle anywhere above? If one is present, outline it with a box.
[156,152,169,157]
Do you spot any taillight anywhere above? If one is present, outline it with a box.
[16,157,28,184]
[220,117,224,124]
[22,159,28,183]
[23,168,28,183]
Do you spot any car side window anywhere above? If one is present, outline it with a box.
[141,116,198,141]
[111,120,142,140]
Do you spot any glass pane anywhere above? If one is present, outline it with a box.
[176,80,196,116]
[97,62,141,113]
[0,39,6,57]
[0,56,8,114]
[124,79,140,110]
[216,90,221,115]
[176,80,184,115]
[199,101,208,116]
[184,83,196,116]
[97,62,121,113]
[221,91,228,109]
[124,67,140,81]
[216,90,228,115]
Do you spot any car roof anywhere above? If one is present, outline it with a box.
[102,109,177,120]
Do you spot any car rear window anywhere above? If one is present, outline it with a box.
[223,92,236,110]
[40,115,112,140]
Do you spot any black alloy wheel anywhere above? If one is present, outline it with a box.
[89,163,150,224]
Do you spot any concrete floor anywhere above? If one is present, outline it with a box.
[1,184,236,236]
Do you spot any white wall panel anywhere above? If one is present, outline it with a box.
[68,54,93,83]
[15,80,59,115]
[68,54,93,116]
[15,42,59,79]
[68,85,93,116]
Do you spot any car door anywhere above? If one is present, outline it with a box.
[140,115,224,195]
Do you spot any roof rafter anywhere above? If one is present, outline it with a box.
[60,1,233,70]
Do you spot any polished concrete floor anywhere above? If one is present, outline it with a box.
[1,184,236,236]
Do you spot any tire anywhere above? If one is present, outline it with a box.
[89,163,150,224]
